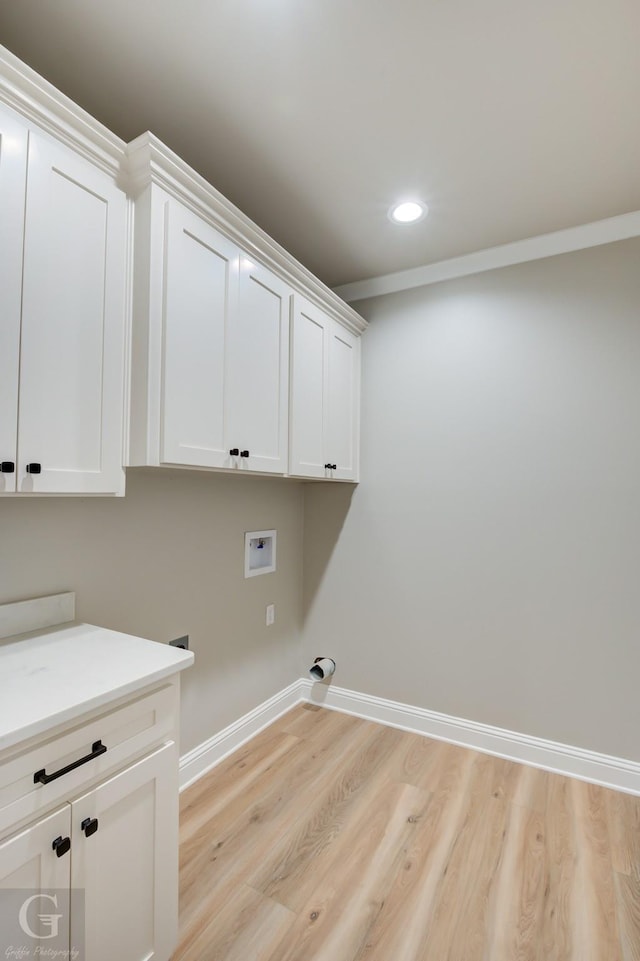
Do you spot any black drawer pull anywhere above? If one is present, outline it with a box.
[325,463,337,470]
[26,463,42,474]
[240,450,249,458]
[52,836,71,858]
[34,740,107,785]
[229,448,239,456]
[81,817,99,838]
[0,461,14,473]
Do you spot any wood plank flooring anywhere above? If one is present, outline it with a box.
[173,705,640,961]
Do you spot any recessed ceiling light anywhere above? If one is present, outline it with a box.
[388,200,428,225]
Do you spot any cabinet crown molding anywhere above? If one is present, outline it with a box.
[0,44,365,335]
[126,131,367,336]
[0,44,126,179]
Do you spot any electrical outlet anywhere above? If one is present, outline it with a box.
[266,604,275,627]
[170,635,189,650]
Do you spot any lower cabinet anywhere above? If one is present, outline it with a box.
[0,806,72,946]
[0,596,191,961]
[0,739,178,960]
[72,742,177,961]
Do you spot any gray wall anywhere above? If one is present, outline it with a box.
[303,238,640,762]
[3,238,639,764]
[0,468,304,754]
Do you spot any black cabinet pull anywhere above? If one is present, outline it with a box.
[26,463,41,474]
[81,817,99,838]
[52,836,71,858]
[240,450,249,458]
[229,448,239,456]
[34,740,107,785]
[325,463,337,470]
[0,461,14,473]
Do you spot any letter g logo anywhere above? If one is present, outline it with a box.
[18,893,63,939]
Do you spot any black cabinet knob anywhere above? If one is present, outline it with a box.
[81,817,99,838]
[240,450,249,458]
[229,448,239,456]
[325,463,337,470]
[52,836,71,858]
[26,463,42,474]
[0,461,14,473]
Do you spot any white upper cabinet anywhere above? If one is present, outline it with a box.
[327,321,360,480]
[289,297,329,479]
[228,258,290,473]
[290,295,360,481]
[131,191,291,474]
[162,201,238,469]
[1,48,366,494]
[17,131,128,494]
[127,133,365,482]
[0,105,27,495]
[0,55,130,497]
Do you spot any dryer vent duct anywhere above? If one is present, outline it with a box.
[309,657,336,681]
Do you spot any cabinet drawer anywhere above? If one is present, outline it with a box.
[0,684,176,840]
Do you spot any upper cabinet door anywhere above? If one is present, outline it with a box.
[327,322,360,482]
[17,131,127,494]
[289,296,329,479]
[227,257,291,474]
[162,201,239,469]
[0,107,28,494]
[289,295,360,482]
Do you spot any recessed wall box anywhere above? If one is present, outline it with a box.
[244,529,277,578]
[170,635,189,650]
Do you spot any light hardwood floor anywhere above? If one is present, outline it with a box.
[174,705,640,961]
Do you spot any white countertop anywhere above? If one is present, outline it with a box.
[0,620,194,752]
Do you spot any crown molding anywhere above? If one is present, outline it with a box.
[334,210,640,303]
[126,132,367,336]
[0,44,126,179]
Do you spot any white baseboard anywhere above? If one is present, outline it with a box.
[303,680,640,796]
[180,677,640,796]
[179,679,306,791]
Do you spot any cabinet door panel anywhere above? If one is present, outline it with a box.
[328,325,360,481]
[0,107,28,494]
[229,259,290,473]
[17,131,127,494]
[71,742,178,961]
[0,806,72,954]
[289,297,328,478]
[162,202,239,468]
[0,805,71,888]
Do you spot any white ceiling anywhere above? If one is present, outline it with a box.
[1,0,638,288]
